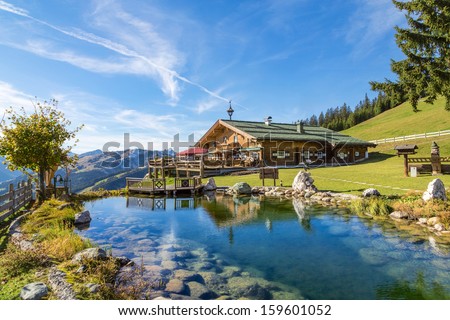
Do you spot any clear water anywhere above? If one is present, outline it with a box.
[80,196,450,299]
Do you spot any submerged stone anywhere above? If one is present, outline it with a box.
[186,281,217,299]
[173,270,204,283]
[227,277,273,299]
[165,279,187,294]
[359,248,388,266]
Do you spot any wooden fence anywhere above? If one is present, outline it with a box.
[370,129,450,145]
[0,180,33,223]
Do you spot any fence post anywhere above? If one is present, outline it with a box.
[9,183,15,213]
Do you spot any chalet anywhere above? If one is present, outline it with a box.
[196,117,375,168]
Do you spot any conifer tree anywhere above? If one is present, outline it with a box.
[371,0,450,111]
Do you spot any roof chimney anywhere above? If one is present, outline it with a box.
[264,116,272,126]
[297,121,305,134]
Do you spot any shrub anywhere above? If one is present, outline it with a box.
[349,198,392,217]
[41,230,91,261]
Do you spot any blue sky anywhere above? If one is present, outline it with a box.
[0,0,405,153]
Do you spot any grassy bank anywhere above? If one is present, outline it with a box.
[0,199,121,299]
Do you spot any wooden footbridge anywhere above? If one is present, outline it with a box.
[126,176,203,196]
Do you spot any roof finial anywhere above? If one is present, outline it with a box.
[227,100,234,120]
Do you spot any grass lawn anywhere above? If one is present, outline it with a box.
[213,136,450,196]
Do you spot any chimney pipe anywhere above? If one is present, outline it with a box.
[297,121,305,134]
[265,116,272,125]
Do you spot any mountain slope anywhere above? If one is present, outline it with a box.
[342,96,450,141]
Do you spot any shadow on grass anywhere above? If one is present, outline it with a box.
[362,152,395,164]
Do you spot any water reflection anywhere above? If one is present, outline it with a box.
[82,196,450,299]
[377,273,450,299]
[126,197,198,210]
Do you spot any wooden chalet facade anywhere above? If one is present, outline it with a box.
[196,118,375,168]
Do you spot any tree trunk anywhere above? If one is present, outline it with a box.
[38,168,46,202]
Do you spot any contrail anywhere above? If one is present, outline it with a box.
[0,1,232,105]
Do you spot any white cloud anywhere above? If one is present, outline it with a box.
[0,81,35,113]
[0,81,185,153]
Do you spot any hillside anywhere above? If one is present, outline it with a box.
[61,149,150,192]
[342,96,450,141]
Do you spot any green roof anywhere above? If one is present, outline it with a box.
[222,119,375,147]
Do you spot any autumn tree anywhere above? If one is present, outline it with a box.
[0,100,82,201]
[371,0,450,111]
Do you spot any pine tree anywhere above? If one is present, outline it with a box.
[372,0,450,111]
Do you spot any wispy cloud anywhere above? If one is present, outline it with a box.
[195,98,224,114]
[0,0,28,16]
[0,80,184,152]
[0,81,35,113]
[344,0,404,56]
[0,0,230,105]
[114,109,177,134]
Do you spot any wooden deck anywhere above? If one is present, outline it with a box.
[126,176,203,196]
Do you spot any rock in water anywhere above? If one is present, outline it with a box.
[186,281,217,299]
[203,178,217,191]
[362,188,381,197]
[165,279,187,294]
[20,282,48,300]
[292,171,317,193]
[422,179,447,202]
[74,210,92,225]
[230,182,252,195]
[389,211,409,220]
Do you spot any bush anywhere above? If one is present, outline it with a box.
[41,230,91,261]
[349,198,392,217]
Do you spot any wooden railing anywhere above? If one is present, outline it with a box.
[148,158,176,167]
[174,176,202,190]
[126,176,201,192]
[175,160,202,169]
[370,129,450,145]
[0,180,33,223]
[408,157,450,163]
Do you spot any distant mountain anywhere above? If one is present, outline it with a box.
[0,149,174,194]
[60,148,174,192]
[0,157,28,193]
[78,149,103,157]
[0,157,23,182]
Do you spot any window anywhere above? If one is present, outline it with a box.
[272,151,278,158]
[223,136,228,143]
[234,134,238,143]
[303,151,310,159]
[355,151,360,157]
[318,152,324,159]
[278,150,285,158]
